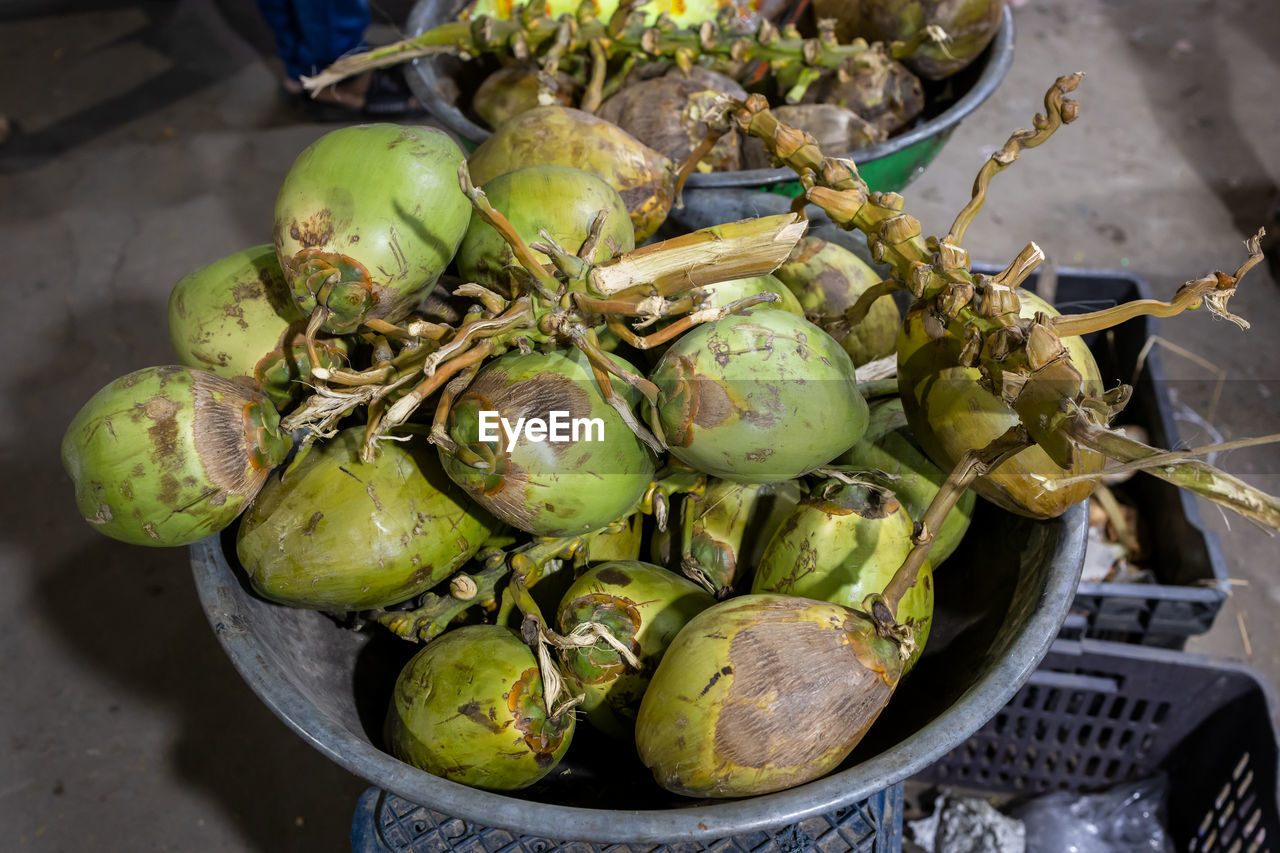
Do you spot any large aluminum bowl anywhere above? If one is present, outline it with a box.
[191,497,1085,844]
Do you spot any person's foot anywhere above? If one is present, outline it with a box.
[283,68,424,121]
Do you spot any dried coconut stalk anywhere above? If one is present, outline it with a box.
[589,212,807,296]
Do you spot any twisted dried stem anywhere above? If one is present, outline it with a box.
[1049,230,1264,336]
[946,73,1084,245]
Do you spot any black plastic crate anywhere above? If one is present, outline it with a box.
[913,638,1280,851]
[991,266,1231,646]
[350,783,904,852]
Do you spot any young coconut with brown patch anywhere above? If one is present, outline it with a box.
[167,244,349,410]
[62,365,291,547]
[555,560,716,739]
[386,623,577,791]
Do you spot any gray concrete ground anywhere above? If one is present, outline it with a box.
[1,0,1277,849]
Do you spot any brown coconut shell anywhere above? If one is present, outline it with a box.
[597,70,747,172]
[801,48,925,136]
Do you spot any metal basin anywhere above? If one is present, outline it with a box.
[403,1,1014,194]
[191,498,1085,844]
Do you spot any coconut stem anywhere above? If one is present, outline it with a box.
[579,38,608,113]
[371,340,495,459]
[458,162,563,302]
[454,282,510,317]
[839,279,901,328]
[280,383,378,438]
[576,292,681,318]
[429,361,484,461]
[611,292,779,350]
[673,123,729,206]
[729,97,934,277]
[538,14,576,90]
[572,324,661,403]
[737,81,1280,534]
[419,297,534,380]
[570,325,666,454]
[890,24,952,61]
[299,21,472,90]
[1063,416,1280,530]
[855,378,900,400]
[506,563,583,719]
[316,364,395,387]
[597,52,637,104]
[1049,231,1264,337]
[590,212,807,297]
[575,210,610,269]
[874,425,1033,625]
[945,73,1083,246]
[303,305,333,383]
[301,6,887,95]
[369,551,510,643]
[363,318,415,340]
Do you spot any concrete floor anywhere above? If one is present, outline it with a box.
[1,0,1277,849]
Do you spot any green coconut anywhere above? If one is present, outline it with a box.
[635,593,903,797]
[455,165,634,290]
[386,624,575,790]
[167,244,349,409]
[556,561,715,738]
[62,366,290,547]
[649,310,867,483]
[236,427,498,610]
[467,106,676,242]
[752,480,932,671]
[273,124,471,334]
[441,347,656,537]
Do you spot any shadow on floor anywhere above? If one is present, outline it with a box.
[0,0,272,173]
[8,279,366,848]
[1097,0,1280,277]
[32,535,370,849]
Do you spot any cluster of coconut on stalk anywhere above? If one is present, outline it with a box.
[310,0,1005,177]
[62,3,1280,801]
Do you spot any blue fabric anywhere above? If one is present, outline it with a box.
[257,0,371,82]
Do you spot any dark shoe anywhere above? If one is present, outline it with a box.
[360,67,426,118]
